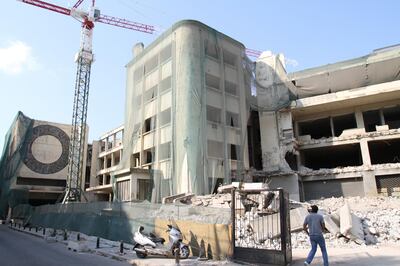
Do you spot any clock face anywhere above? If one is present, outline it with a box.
[23,125,70,174]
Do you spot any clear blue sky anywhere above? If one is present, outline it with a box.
[1,0,399,152]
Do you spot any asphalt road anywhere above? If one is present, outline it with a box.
[0,224,130,266]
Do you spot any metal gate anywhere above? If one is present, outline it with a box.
[231,188,291,265]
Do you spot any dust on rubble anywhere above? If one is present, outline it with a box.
[292,196,400,249]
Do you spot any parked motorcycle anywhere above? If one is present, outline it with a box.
[133,225,190,259]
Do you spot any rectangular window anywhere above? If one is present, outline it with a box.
[228,144,240,160]
[363,110,381,132]
[207,140,223,158]
[144,148,155,164]
[143,116,156,133]
[298,118,332,139]
[207,105,221,123]
[160,76,172,93]
[383,106,400,129]
[225,80,237,96]
[205,40,219,59]
[223,49,237,66]
[134,65,143,81]
[332,113,357,137]
[131,153,140,167]
[159,108,171,127]
[205,73,220,90]
[160,43,172,62]
[144,85,158,102]
[159,142,171,160]
[226,111,240,127]
[144,55,158,74]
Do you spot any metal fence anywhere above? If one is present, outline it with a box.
[232,188,291,265]
[376,174,400,196]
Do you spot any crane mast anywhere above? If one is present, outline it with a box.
[63,6,96,203]
[18,0,155,203]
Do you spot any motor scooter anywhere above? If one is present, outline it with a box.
[133,225,190,259]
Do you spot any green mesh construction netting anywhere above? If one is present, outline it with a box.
[0,111,33,218]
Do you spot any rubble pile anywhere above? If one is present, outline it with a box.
[191,193,232,208]
[291,196,400,248]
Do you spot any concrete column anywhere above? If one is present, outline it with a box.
[360,139,377,196]
[330,117,335,137]
[362,171,378,196]
[360,139,371,166]
[258,111,281,171]
[355,111,365,129]
[111,153,115,167]
[131,175,138,200]
[379,109,385,125]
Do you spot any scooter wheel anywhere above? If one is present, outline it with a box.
[180,246,190,259]
[135,245,147,258]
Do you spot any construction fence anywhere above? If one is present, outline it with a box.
[12,201,231,258]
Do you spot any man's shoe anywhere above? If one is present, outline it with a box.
[304,262,310,266]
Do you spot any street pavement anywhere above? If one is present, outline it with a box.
[3,223,400,266]
[0,224,130,266]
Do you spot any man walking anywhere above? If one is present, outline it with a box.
[303,205,329,266]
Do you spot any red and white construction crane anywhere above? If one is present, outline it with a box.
[17,0,155,203]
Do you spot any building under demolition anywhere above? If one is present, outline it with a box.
[1,20,400,209]
[86,21,400,202]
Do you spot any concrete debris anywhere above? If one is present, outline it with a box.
[217,182,268,193]
[291,196,400,248]
[191,193,232,208]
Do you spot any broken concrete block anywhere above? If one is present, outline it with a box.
[298,135,311,142]
[349,214,364,242]
[172,193,194,204]
[217,184,235,193]
[339,203,352,236]
[162,193,186,204]
[290,207,309,231]
[340,128,365,137]
[67,241,89,252]
[376,125,389,131]
[324,214,340,235]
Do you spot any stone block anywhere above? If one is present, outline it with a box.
[324,214,340,235]
[339,203,352,235]
[67,241,89,252]
[290,207,309,231]
[376,125,389,131]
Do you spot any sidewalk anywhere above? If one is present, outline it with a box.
[7,223,239,265]
[291,245,400,266]
[9,223,400,265]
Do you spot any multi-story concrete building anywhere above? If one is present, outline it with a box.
[96,20,252,202]
[257,45,400,200]
[86,126,124,201]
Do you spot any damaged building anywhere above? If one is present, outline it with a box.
[86,20,252,203]
[258,45,400,200]
[84,21,400,203]
[3,20,398,208]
